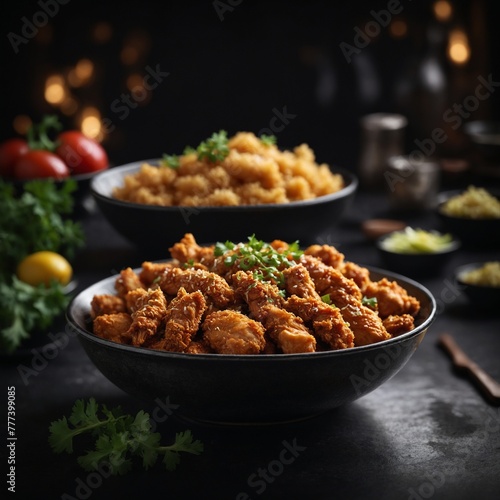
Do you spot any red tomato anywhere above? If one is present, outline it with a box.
[14,150,70,180]
[56,131,108,175]
[0,138,29,177]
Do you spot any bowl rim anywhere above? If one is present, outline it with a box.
[90,159,358,212]
[67,264,436,362]
[376,230,461,255]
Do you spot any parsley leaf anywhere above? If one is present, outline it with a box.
[195,130,229,162]
[215,235,303,288]
[260,134,277,146]
[161,154,180,169]
[49,399,203,475]
[362,296,378,310]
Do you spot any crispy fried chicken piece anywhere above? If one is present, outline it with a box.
[127,288,167,346]
[168,233,215,268]
[186,340,213,354]
[93,312,132,343]
[299,255,390,347]
[304,244,345,268]
[90,294,126,318]
[115,267,144,298]
[363,278,420,318]
[383,314,415,336]
[283,265,354,350]
[202,310,266,354]
[139,261,174,288]
[124,288,149,314]
[148,288,206,352]
[340,261,371,291]
[233,271,316,353]
[159,267,235,309]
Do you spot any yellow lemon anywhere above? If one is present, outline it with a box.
[17,251,73,287]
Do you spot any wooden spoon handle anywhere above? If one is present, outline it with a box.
[438,333,500,405]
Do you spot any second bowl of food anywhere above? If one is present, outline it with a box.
[436,186,500,247]
[67,233,436,424]
[90,131,357,254]
[376,227,460,277]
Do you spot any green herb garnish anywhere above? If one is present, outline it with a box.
[215,235,303,288]
[260,134,277,146]
[362,296,378,309]
[49,399,203,475]
[0,276,69,353]
[195,130,229,162]
[161,154,180,169]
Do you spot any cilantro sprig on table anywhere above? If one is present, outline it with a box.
[49,399,204,475]
[215,235,303,288]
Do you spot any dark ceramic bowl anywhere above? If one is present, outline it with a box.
[376,231,461,278]
[66,266,436,424]
[436,189,500,247]
[454,262,500,310]
[90,160,358,255]
[464,120,500,159]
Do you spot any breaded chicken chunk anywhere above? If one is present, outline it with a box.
[127,288,167,346]
[139,262,173,288]
[304,244,345,268]
[283,265,354,350]
[168,233,215,268]
[382,314,415,336]
[299,255,390,347]
[159,267,235,309]
[148,288,206,352]
[233,271,316,353]
[93,312,133,343]
[203,310,266,354]
[90,294,126,318]
[364,278,420,318]
[115,267,144,298]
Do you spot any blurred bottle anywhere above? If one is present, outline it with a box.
[358,112,408,189]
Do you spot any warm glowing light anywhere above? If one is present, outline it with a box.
[433,0,453,22]
[121,45,140,65]
[389,19,408,38]
[68,59,94,87]
[61,97,78,116]
[13,115,32,135]
[80,107,103,141]
[448,29,470,65]
[92,22,112,43]
[126,73,144,91]
[44,75,66,104]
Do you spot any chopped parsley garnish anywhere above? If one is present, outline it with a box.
[215,235,303,287]
[362,296,378,310]
[49,398,203,475]
[161,154,180,169]
[194,130,229,162]
[260,134,277,146]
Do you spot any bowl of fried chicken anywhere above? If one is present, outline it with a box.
[90,131,357,256]
[67,233,436,424]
